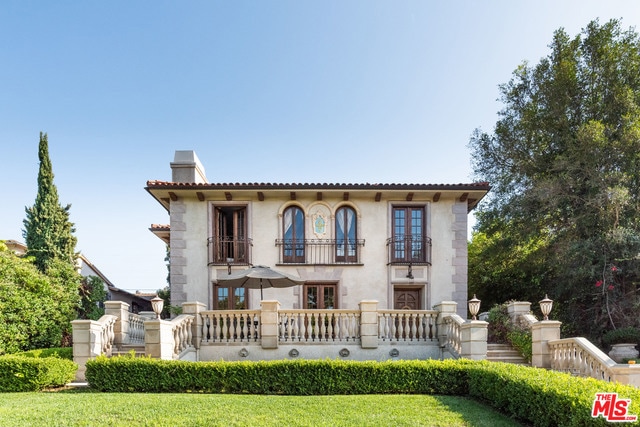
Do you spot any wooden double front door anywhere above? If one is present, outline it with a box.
[394,288,421,310]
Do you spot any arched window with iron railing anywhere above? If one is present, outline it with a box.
[283,206,305,263]
[335,206,357,263]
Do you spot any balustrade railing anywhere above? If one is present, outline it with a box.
[201,310,261,343]
[98,314,117,356]
[443,314,465,357]
[549,337,618,381]
[128,313,145,344]
[275,239,365,264]
[171,315,194,358]
[278,310,360,342]
[378,310,438,342]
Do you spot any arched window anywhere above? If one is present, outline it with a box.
[283,206,305,263]
[335,206,357,263]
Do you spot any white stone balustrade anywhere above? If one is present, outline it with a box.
[443,314,464,357]
[71,314,117,380]
[200,310,261,343]
[549,337,640,387]
[378,310,438,342]
[279,309,360,343]
[171,314,194,358]
[128,313,145,344]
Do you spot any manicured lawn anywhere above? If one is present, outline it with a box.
[0,391,524,426]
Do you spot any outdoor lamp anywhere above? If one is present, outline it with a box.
[468,294,481,320]
[539,294,553,321]
[151,296,164,319]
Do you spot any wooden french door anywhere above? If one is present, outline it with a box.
[304,284,337,309]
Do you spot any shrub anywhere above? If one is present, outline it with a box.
[14,347,73,360]
[86,356,471,395]
[487,302,532,362]
[0,355,77,391]
[602,326,640,347]
[467,361,640,427]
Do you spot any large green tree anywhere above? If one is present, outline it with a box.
[22,133,81,345]
[23,132,77,272]
[0,242,78,353]
[469,19,640,340]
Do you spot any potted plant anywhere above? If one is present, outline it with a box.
[602,327,640,363]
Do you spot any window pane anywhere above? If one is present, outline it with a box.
[306,287,318,309]
[217,287,229,309]
[324,286,335,309]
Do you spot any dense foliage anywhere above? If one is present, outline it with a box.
[487,303,532,362]
[86,357,640,426]
[13,347,73,360]
[78,276,106,320]
[469,19,640,341]
[0,355,77,392]
[0,243,78,353]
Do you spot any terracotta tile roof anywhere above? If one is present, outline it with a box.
[149,224,170,230]
[146,180,491,191]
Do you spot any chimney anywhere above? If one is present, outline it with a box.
[170,150,207,183]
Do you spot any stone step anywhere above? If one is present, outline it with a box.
[112,344,146,357]
[486,343,529,365]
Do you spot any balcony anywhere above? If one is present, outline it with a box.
[386,235,432,265]
[207,237,253,266]
[275,238,365,265]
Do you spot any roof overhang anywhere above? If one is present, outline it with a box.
[145,181,490,213]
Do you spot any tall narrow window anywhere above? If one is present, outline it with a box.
[283,206,305,263]
[392,206,425,263]
[335,206,357,262]
[213,206,247,263]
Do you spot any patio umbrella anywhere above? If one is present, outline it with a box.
[218,265,305,299]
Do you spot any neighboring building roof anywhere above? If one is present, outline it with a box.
[145,180,491,212]
[4,240,27,255]
[3,239,154,303]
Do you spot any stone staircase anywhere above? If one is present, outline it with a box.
[111,344,146,357]
[486,343,529,365]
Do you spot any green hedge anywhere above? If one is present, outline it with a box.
[13,347,73,360]
[467,361,640,427]
[86,357,640,426]
[86,357,471,395]
[0,355,77,391]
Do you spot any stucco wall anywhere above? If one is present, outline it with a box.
[171,191,468,312]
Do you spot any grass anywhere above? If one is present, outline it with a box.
[0,391,524,427]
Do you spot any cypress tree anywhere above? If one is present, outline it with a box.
[23,132,77,272]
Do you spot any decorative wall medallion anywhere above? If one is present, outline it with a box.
[339,348,350,358]
[289,348,299,358]
[312,213,327,237]
[239,348,249,358]
[389,348,400,358]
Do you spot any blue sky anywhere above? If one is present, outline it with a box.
[2,1,639,293]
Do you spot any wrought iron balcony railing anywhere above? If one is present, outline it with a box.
[207,237,253,266]
[386,235,432,265]
[275,238,365,265]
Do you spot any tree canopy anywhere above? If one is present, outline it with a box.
[469,19,640,340]
[0,242,78,353]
